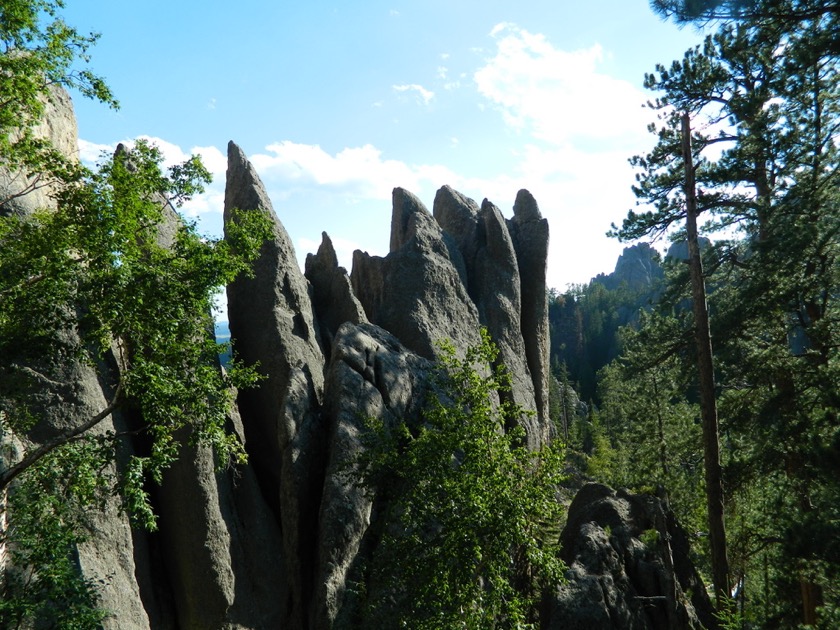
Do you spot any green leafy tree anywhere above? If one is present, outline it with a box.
[1,0,118,207]
[351,330,566,629]
[0,3,272,625]
[0,139,271,627]
[598,322,707,557]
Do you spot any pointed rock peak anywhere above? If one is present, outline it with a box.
[390,187,434,252]
[434,185,480,219]
[433,186,481,255]
[227,140,248,169]
[224,141,276,225]
[480,197,501,215]
[313,232,339,270]
[512,189,542,223]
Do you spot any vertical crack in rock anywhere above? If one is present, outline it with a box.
[305,232,368,357]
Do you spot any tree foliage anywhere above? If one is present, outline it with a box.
[351,330,566,629]
[605,6,840,625]
[0,3,272,624]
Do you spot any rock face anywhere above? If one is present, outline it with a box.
[433,185,549,447]
[312,323,432,629]
[595,243,665,293]
[224,141,326,628]
[304,232,368,353]
[546,483,716,630]
[0,85,78,217]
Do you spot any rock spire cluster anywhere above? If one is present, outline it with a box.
[2,91,713,628]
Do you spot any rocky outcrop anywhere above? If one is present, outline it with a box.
[0,85,78,217]
[545,483,715,630]
[304,232,368,353]
[224,141,326,628]
[351,187,481,362]
[155,410,287,629]
[508,189,552,439]
[433,185,547,447]
[312,323,432,629]
[4,89,713,630]
[0,93,153,629]
[666,238,711,262]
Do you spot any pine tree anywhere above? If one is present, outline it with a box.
[613,11,840,624]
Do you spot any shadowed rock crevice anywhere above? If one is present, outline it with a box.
[224,140,327,629]
[508,189,552,439]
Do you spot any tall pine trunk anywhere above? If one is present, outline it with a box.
[681,112,731,607]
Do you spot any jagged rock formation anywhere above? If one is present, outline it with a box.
[546,483,716,630]
[666,237,711,262]
[351,187,481,363]
[2,86,714,630]
[594,243,665,292]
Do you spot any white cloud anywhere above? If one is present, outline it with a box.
[392,83,435,105]
[250,141,458,201]
[474,23,651,147]
[78,139,115,166]
[437,66,448,79]
[77,136,228,220]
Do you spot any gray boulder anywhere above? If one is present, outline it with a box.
[546,483,715,630]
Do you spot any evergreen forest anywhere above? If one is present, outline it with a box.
[551,1,840,625]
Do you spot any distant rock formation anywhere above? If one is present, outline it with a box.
[593,242,664,293]
[665,237,712,262]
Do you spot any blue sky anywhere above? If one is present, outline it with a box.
[63,1,707,296]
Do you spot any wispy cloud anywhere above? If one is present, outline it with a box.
[392,83,435,105]
[250,140,456,201]
[77,136,228,221]
[474,23,651,148]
